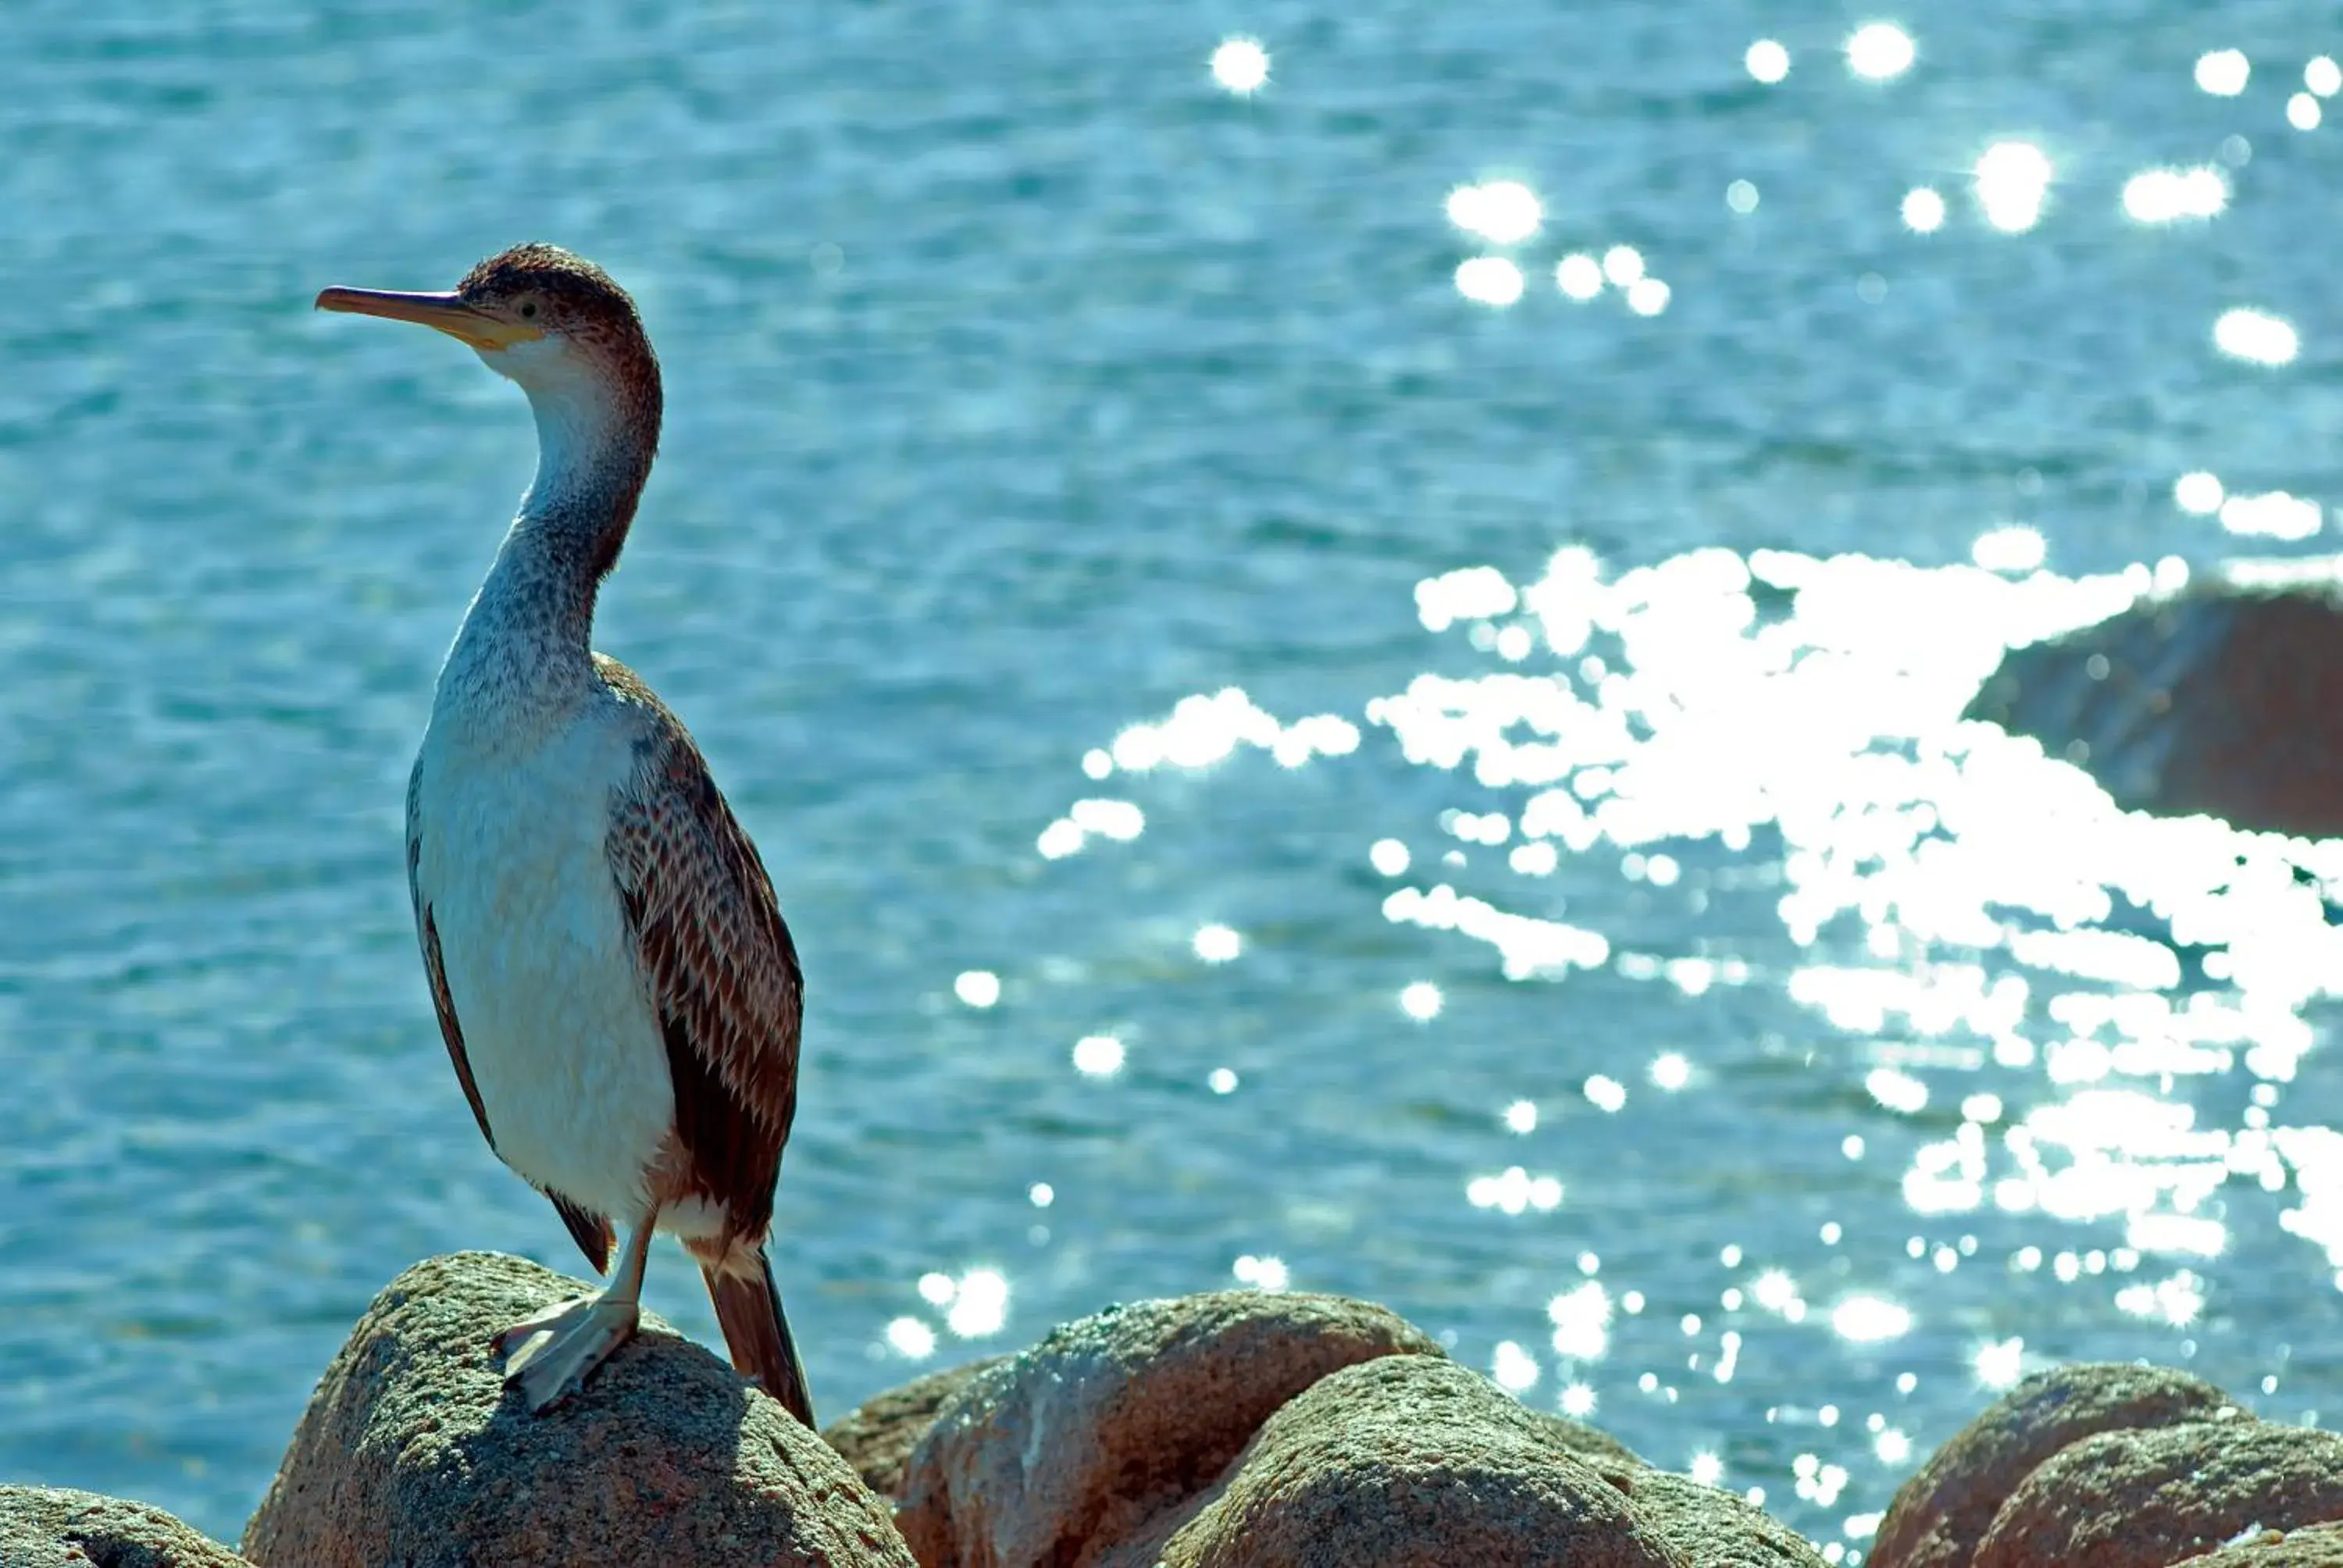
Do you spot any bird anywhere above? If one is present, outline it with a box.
[316,244,816,1424]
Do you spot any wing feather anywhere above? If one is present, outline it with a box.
[408,765,496,1151]
[599,657,803,1247]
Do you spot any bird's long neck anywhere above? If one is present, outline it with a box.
[437,366,658,733]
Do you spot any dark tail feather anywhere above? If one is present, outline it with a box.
[703,1248,816,1428]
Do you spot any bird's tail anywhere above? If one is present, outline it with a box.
[702,1245,816,1428]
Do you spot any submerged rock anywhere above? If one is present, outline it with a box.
[0,1486,251,1568]
[1872,1362,2240,1568]
[896,1288,1442,1567]
[1967,581,2343,837]
[241,1251,911,1568]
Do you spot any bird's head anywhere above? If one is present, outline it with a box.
[316,243,661,426]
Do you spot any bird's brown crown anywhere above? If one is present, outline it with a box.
[458,244,654,365]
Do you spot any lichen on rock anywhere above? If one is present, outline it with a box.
[241,1250,911,1568]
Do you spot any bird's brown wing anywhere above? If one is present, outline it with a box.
[599,657,803,1249]
[408,761,614,1275]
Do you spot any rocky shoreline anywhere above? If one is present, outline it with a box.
[5,1251,2337,1566]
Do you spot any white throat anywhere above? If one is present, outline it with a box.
[498,337,631,518]
[433,340,637,736]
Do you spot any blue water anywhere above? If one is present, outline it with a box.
[7,1,2343,1552]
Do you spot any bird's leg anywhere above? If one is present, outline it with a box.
[494,1210,658,1413]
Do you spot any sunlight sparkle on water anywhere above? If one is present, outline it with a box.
[1504,1099,1539,1133]
[1210,37,1268,94]
[1974,1337,2025,1388]
[1193,924,1243,962]
[1902,187,1946,232]
[1831,1296,1913,1342]
[1561,1382,1597,1417]
[1455,257,1525,306]
[1625,278,1672,316]
[1493,1340,1540,1393]
[2122,167,2227,223]
[1974,141,2052,232]
[2175,471,2224,514]
[1233,1254,1289,1291]
[2290,94,2322,130]
[1727,180,1759,215]
[2311,56,2342,96]
[1866,1067,1928,1114]
[1846,23,1915,80]
[2116,1270,2205,1326]
[1469,1166,1563,1213]
[954,970,1000,1007]
[1447,181,1542,244]
[1650,1053,1691,1090]
[1556,254,1604,300]
[1585,1074,1627,1113]
[1400,981,1444,1020]
[1746,39,1790,84]
[1072,1035,1125,1077]
[1549,1281,1612,1360]
[886,1317,936,1358]
[1208,1067,1239,1094]
[2195,50,2250,96]
[1108,687,1356,775]
[946,1270,1010,1337]
[1971,526,2045,572]
[2213,308,2299,365]
[1602,245,1646,286]
[1371,838,1410,875]
[1753,1270,1801,1314]
[2218,490,2321,540]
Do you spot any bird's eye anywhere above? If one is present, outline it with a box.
[519,301,538,319]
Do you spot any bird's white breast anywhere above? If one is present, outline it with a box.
[411,697,676,1226]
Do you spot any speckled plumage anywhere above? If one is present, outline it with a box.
[342,244,814,1424]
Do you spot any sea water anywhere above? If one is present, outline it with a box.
[3,2,2341,1552]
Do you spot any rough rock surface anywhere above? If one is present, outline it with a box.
[1973,1419,2343,1568]
[241,1251,912,1568]
[2174,1523,2343,1566]
[1871,1362,2240,1568]
[897,1288,1443,1568]
[0,1487,251,1568]
[1121,1355,1687,1568]
[1967,582,2343,837]
[1614,1469,1827,1568]
[822,1356,1005,1500]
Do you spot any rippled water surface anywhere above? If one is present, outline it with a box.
[8,1,2343,1552]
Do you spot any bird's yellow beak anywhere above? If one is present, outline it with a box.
[313,287,544,351]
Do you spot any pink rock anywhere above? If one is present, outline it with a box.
[897,1289,1441,1568]
[242,1252,912,1568]
[2171,1521,2343,1566]
[1122,1355,1688,1568]
[0,1485,251,1568]
[822,1356,1005,1500]
[1872,1362,2239,1568]
[1973,1418,2343,1568]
